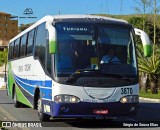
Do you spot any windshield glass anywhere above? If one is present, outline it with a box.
[55,23,137,78]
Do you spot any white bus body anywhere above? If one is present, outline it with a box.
[7,15,152,121]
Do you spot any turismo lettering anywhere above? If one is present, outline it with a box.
[63,27,88,32]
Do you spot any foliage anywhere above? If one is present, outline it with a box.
[136,43,160,94]
[0,51,5,66]
[0,49,8,66]
[19,23,33,32]
[128,16,160,44]
[134,0,151,14]
[0,49,8,82]
[129,15,160,94]
[137,44,160,74]
[140,89,160,99]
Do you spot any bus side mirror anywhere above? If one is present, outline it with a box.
[46,22,57,54]
[49,40,56,54]
[134,28,152,57]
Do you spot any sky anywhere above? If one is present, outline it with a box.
[0,0,137,25]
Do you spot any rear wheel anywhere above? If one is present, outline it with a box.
[37,94,50,121]
[13,88,21,108]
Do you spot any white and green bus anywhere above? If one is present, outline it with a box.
[7,15,152,121]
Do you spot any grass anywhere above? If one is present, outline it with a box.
[139,89,160,99]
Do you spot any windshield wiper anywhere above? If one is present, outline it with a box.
[102,73,135,83]
[65,69,100,84]
[65,71,80,84]
[65,69,135,84]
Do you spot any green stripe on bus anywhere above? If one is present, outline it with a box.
[15,84,33,108]
[8,62,33,108]
[8,62,14,96]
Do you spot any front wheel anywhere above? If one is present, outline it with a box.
[37,95,50,121]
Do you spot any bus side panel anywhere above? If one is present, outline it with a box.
[15,80,33,108]
[11,56,53,109]
[10,60,33,108]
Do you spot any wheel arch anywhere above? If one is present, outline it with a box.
[12,83,15,99]
[34,87,40,109]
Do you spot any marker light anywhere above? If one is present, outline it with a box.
[54,95,80,103]
[120,95,139,103]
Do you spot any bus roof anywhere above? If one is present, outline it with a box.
[9,14,129,43]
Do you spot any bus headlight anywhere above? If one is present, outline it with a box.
[120,95,139,103]
[54,95,80,103]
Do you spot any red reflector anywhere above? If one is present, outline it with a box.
[93,109,108,114]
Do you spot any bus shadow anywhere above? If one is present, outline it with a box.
[20,103,30,108]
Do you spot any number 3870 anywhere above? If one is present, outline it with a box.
[121,88,133,95]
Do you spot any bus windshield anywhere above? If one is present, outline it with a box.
[55,23,137,79]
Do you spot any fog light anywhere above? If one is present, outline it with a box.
[130,107,135,112]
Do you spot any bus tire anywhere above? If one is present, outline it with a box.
[13,87,21,108]
[37,94,50,121]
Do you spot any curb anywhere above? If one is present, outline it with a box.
[139,97,160,103]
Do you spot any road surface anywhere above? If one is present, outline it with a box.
[0,90,160,130]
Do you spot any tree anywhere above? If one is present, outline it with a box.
[18,23,33,33]
[0,49,8,82]
[134,0,151,30]
[129,16,160,94]
[152,0,160,45]
[128,16,152,38]
[137,44,160,94]
[134,0,160,44]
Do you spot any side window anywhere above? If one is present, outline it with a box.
[13,39,20,58]
[27,29,35,55]
[35,23,47,67]
[9,42,14,60]
[20,34,28,57]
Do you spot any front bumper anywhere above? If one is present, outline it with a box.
[47,101,139,118]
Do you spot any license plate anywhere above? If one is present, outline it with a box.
[93,109,108,114]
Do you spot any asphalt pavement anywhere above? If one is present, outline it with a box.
[0,90,160,130]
